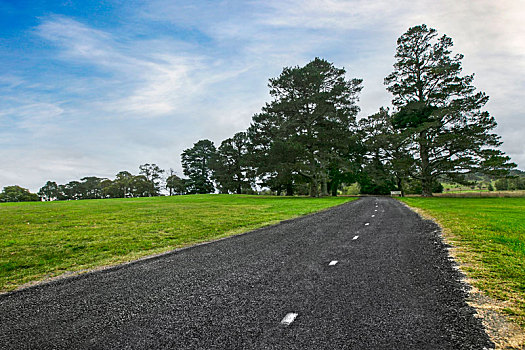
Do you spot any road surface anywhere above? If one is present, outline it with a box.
[0,197,493,349]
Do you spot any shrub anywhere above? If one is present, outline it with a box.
[0,186,39,202]
[495,178,508,191]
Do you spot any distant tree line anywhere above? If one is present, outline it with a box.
[36,164,171,201]
[0,24,518,203]
[0,164,189,202]
[0,186,39,202]
[494,177,525,191]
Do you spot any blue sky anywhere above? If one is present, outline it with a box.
[2,0,524,191]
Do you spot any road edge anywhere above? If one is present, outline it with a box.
[398,199,525,350]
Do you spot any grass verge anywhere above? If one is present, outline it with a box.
[399,197,525,332]
[1,194,356,292]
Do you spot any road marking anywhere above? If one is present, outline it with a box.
[281,313,298,326]
[365,223,370,226]
[371,215,375,217]
[329,260,338,266]
[374,209,378,212]
[353,235,359,240]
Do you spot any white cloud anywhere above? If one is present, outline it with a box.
[34,16,262,118]
[259,0,405,30]
[36,17,197,117]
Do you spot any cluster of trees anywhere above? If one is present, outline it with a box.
[0,163,189,202]
[181,25,514,197]
[0,186,39,202]
[37,164,169,201]
[494,177,525,191]
[0,24,517,203]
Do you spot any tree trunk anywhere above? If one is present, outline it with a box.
[285,182,294,196]
[309,179,319,197]
[396,176,405,197]
[421,178,433,197]
[236,185,242,195]
[419,131,433,197]
[331,180,338,196]
[321,178,328,197]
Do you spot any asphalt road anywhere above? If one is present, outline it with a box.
[0,197,494,349]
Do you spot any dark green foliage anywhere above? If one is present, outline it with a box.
[38,181,59,201]
[385,24,515,196]
[138,163,164,196]
[101,171,155,198]
[327,164,360,196]
[128,175,154,197]
[166,174,187,195]
[358,107,413,196]
[55,177,107,200]
[495,177,525,191]
[403,179,443,195]
[103,171,134,198]
[57,181,82,200]
[248,58,363,196]
[509,177,525,190]
[495,178,508,191]
[392,101,436,128]
[80,177,107,199]
[211,132,254,194]
[0,186,39,202]
[40,166,168,201]
[434,182,444,193]
[358,174,396,195]
[247,120,298,195]
[181,139,217,194]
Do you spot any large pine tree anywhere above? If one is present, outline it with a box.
[211,132,254,194]
[385,24,514,196]
[181,139,217,194]
[250,58,362,197]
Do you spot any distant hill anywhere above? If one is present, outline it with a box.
[509,169,525,177]
[462,169,525,182]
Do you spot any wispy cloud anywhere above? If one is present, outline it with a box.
[35,17,198,117]
[259,0,406,30]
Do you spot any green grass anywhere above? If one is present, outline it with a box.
[399,197,525,327]
[0,194,355,292]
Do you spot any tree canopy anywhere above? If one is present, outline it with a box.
[181,139,217,194]
[0,186,39,202]
[211,132,254,194]
[384,24,514,196]
[249,58,363,196]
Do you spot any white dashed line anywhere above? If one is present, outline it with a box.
[371,215,375,218]
[353,235,359,240]
[281,313,298,326]
[374,209,378,212]
[365,223,370,226]
[329,260,338,266]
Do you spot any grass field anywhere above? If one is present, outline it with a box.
[0,194,356,292]
[399,197,525,328]
[434,190,525,198]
